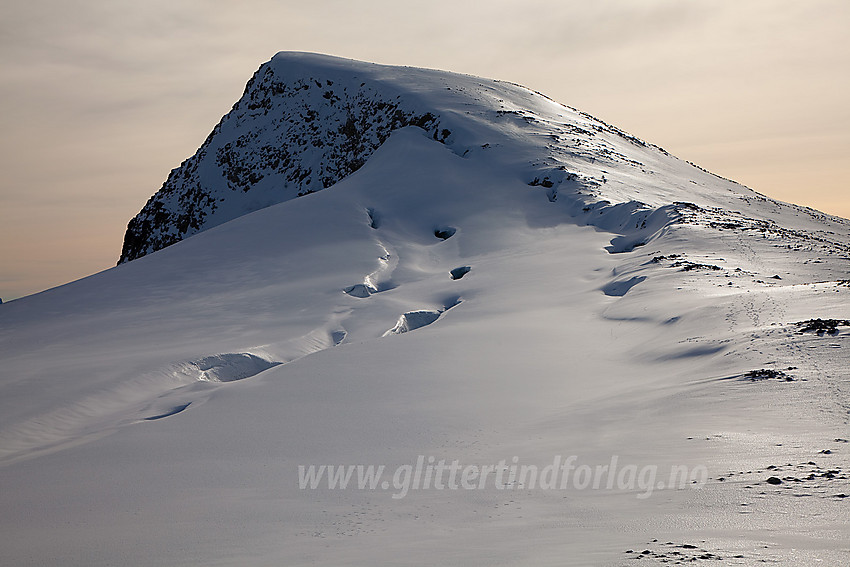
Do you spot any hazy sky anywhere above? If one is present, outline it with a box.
[1,0,848,301]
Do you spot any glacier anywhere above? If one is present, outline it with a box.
[1,52,849,566]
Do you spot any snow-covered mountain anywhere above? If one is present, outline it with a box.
[2,53,849,566]
[120,51,850,270]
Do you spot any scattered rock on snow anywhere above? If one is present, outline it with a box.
[743,369,793,381]
[795,318,850,335]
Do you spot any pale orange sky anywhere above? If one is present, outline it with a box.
[1,0,848,301]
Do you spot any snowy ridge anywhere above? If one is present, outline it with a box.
[120,53,850,281]
[116,53,721,262]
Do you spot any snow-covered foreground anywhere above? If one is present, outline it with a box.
[1,54,849,565]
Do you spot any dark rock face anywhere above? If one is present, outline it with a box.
[119,58,447,263]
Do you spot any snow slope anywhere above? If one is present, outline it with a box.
[120,51,850,267]
[2,53,849,566]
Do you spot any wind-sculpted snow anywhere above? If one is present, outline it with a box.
[191,353,280,382]
[383,309,442,336]
[601,275,646,297]
[0,351,281,463]
[4,53,850,566]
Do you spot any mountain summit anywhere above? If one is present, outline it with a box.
[3,53,849,566]
[121,52,798,264]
